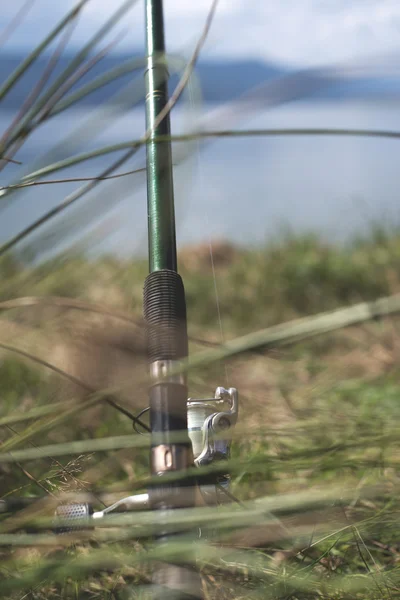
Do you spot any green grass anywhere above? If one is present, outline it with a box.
[1,232,400,597]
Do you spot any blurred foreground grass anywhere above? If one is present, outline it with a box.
[2,229,400,598]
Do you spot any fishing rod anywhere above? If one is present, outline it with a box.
[143,0,193,509]
[142,0,239,525]
[3,0,239,595]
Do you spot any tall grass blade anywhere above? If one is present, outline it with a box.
[0,0,90,103]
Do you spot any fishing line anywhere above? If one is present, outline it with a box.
[193,130,229,386]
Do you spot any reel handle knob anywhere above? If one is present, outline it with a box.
[54,502,92,534]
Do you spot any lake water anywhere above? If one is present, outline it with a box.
[1,98,400,259]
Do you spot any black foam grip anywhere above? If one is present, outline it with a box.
[144,270,188,362]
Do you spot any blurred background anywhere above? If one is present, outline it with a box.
[2,2,400,598]
[2,0,400,258]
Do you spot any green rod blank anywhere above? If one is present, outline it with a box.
[144,0,177,273]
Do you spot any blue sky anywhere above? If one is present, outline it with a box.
[2,0,400,66]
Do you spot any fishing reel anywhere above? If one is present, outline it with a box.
[188,386,239,467]
[51,387,239,531]
[187,386,238,504]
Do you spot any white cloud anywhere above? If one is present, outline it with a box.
[2,0,400,67]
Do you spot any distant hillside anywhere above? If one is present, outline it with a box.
[0,52,400,112]
[0,53,285,110]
